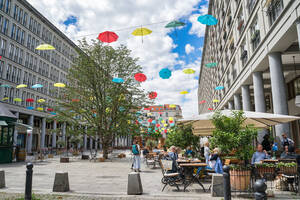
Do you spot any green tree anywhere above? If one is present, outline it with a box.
[165,124,200,150]
[54,39,149,158]
[209,111,257,163]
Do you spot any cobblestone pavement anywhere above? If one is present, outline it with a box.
[0,150,299,199]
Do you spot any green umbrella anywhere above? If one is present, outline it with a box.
[165,20,185,28]
[205,62,218,68]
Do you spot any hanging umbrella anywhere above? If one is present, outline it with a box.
[169,104,176,108]
[208,108,214,111]
[180,91,189,94]
[13,98,22,102]
[213,99,220,103]
[152,120,156,124]
[36,107,43,111]
[132,27,152,43]
[97,31,119,43]
[147,113,152,116]
[183,68,195,74]
[54,83,66,88]
[164,124,168,127]
[205,62,218,68]
[165,20,185,28]
[159,68,172,79]
[161,120,165,124]
[37,99,45,103]
[16,84,27,89]
[112,77,124,83]
[199,100,206,104]
[26,106,34,110]
[119,106,125,112]
[197,14,218,25]
[50,112,57,115]
[156,124,160,127]
[2,97,8,101]
[144,108,150,110]
[169,120,174,124]
[134,73,147,82]
[169,117,174,121]
[31,84,43,89]
[149,91,157,99]
[35,44,55,50]
[47,108,54,112]
[0,84,11,88]
[26,98,34,102]
[215,86,224,90]
[148,118,153,123]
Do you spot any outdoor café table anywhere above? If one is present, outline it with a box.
[179,163,207,192]
[177,159,202,164]
[262,159,278,163]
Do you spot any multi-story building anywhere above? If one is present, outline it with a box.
[198,0,300,145]
[0,0,78,153]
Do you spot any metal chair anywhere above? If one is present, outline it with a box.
[159,159,182,191]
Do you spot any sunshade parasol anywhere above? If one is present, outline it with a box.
[183,69,195,74]
[134,73,147,82]
[205,62,218,68]
[159,68,172,79]
[31,84,43,88]
[35,44,55,50]
[16,84,27,88]
[197,14,218,25]
[98,31,119,43]
[54,83,66,88]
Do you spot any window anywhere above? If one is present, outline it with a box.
[2,18,9,35]
[0,14,3,31]
[8,43,14,59]
[5,0,11,14]
[16,68,21,83]
[19,49,23,64]
[23,12,27,26]
[29,17,33,30]
[29,55,33,69]
[16,27,20,42]
[248,0,257,14]
[18,8,23,23]
[25,52,29,67]
[10,23,16,39]
[27,34,31,48]
[13,4,18,19]
[14,46,18,62]
[0,38,6,56]
[240,41,248,66]
[0,0,4,10]
[20,30,25,44]
[33,57,37,71]
[250,17,260,51]
[6,63,11,80]
[237,9,244,35]
[0,61,4,78]
[37,23,41,35]
[267,0,284,26]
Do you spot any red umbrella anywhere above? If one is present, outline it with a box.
[98,31,119,43]
[149,92,157,99]
[208,108,214,111]
[144,108,150,110]
[47,108,54,112]
[134,73,147,82]
[147,118,153,123]
[199,100,206,104]
[156,124,160,127]
[26,98,34,102]
[164,129,167,133]
[169,120,174,124]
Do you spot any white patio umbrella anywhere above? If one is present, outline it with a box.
[178,110,300,136]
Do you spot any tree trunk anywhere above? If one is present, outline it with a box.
[102,142,109,159]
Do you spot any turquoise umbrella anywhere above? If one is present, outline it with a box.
[152,120,156,124]
[215,86,224,90]
[0,84,11,88]
[119,106,125,112]
[26,106,34,110]
[112,77,124,83]
[31,84,43,88]
[205,62,218,68]
[50,112,57,115]
[165,20,185,28]
[159,68,172,79]
[197,14,218,25]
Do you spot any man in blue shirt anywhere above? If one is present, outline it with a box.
[251,144,270,164]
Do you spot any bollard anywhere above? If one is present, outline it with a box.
[223,165,231,200]
[25,163,33,200]
[0,170,5,188]
[254,179,267,200]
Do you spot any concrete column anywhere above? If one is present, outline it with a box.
[89,136,93,150]
[84,134,87,151]
[228,101,234,110]
[253,72,266,112]
[242,85,251,111]
[40,118,46,149]
[27,115,34,153]
[296,19,300,50]
[95,136,98,150]
[13,112,19,146]
[268,52,290,138]
[234,94,242,110]
[62,122,66,142]
[52,120,57,148]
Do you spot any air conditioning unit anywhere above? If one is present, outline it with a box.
[295,95,300,107]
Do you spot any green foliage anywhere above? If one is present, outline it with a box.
[277,162,297,168]
[56,139,66,148]
[69,135,83,147]
[165,124,200,150]
[209,111,257,162]
[146,139,158,150]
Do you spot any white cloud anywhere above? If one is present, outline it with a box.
[188,4,208,37]
[27,0,204,117]
[185,44,195,54]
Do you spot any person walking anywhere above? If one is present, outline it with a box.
[132,140,141,172]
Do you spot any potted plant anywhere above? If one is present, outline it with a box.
[210,111,257,191]
[255,163,276,178]
[277,162,297,174]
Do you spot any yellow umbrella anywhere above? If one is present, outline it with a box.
[183,69,195,74]
[37,99,45,103]
[2,97,9,101]
[13,98,22,102]
[169,104,176,108]
[54,83,66,88]
[147,113,152,116]
[118,94,125,101]
[213,99,220,103]
[16,84,27,88]
[161,120,165,124]
[127,120,131,124]
[180,91,189,94]
[35,44,55,50]
[37,107,43,111]
[169,117,174,121]
[164,124,168,127]
[132,27,152,43]
[106,108,111,113]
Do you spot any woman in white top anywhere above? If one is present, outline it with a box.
[204,142,210,164]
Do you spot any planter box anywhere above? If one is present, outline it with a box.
[256,167,276,178]
[99,157,105,162]
[48,154,54,158]
[60,157,69,163]
[279,166,297,174]
[230,169,251,191]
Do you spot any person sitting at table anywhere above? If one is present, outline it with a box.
[281,133,294,149]
[251,144,270,164]
[204,142,210,164]
[168,146,178,172]
[185,146,194,158]
[281,145,296,159]
[262,134,271,152]
[207,148,223,173]
[153,146,160,154]
[143,147,149,156]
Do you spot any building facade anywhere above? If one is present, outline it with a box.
[198,0,300,145]
[0,0,80,153]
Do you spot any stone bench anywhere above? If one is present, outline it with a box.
[0,170,5,188]
[127,172,143,195]
[211,173,224,197]
[53,172,70,192]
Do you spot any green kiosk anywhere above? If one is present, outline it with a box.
[0,103,17,164]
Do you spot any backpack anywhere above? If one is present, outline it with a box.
[132,144,139,155]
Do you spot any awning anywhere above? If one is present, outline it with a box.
[14,122,32,132]
[0,121,8,126]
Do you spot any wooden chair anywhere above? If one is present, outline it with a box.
[146,154,156,168]
[159,159,182,191]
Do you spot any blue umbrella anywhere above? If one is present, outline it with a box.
[31,84,43,88]
[159,68,172,79]
[205,62,218,68]
[197,14,218,25]
[215,86,224,90]
[112,77,124,83]
[152,120,156,124]
[119,106,125,112]
[26,106,34,110]
[170,123,175,127]
[50,112,57,115]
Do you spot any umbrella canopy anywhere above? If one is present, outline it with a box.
[212,99,220,103]
[36,44,55,50]
[132,28,152,36]
[13,98,22,102]
[165,20,185,28]
[50,112,57,115]
[149,91,157,99]
[215,86,224,90]
[72,99,80,102]
[98,31,119,43]
[31,84,43,88]
[178,110,300,136]
[36,107,43,111]
[0,103,17,120]
[54,83,66,88]
[159,68,172,79]
[169,104,176,108]
[180,91,189,94]
[47,108,54,112]
[205,62,217,68]
[2,97,9,101]
[183,68,195,74]
[197,14,218,25]
[26,98,34,102]
[0,84,11,88]
[26,106,34,110]
[134,73,147,82]
[199,100,206,104]
[112,77,124,83]
[37,99,45,103]
[16,84,27,89]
